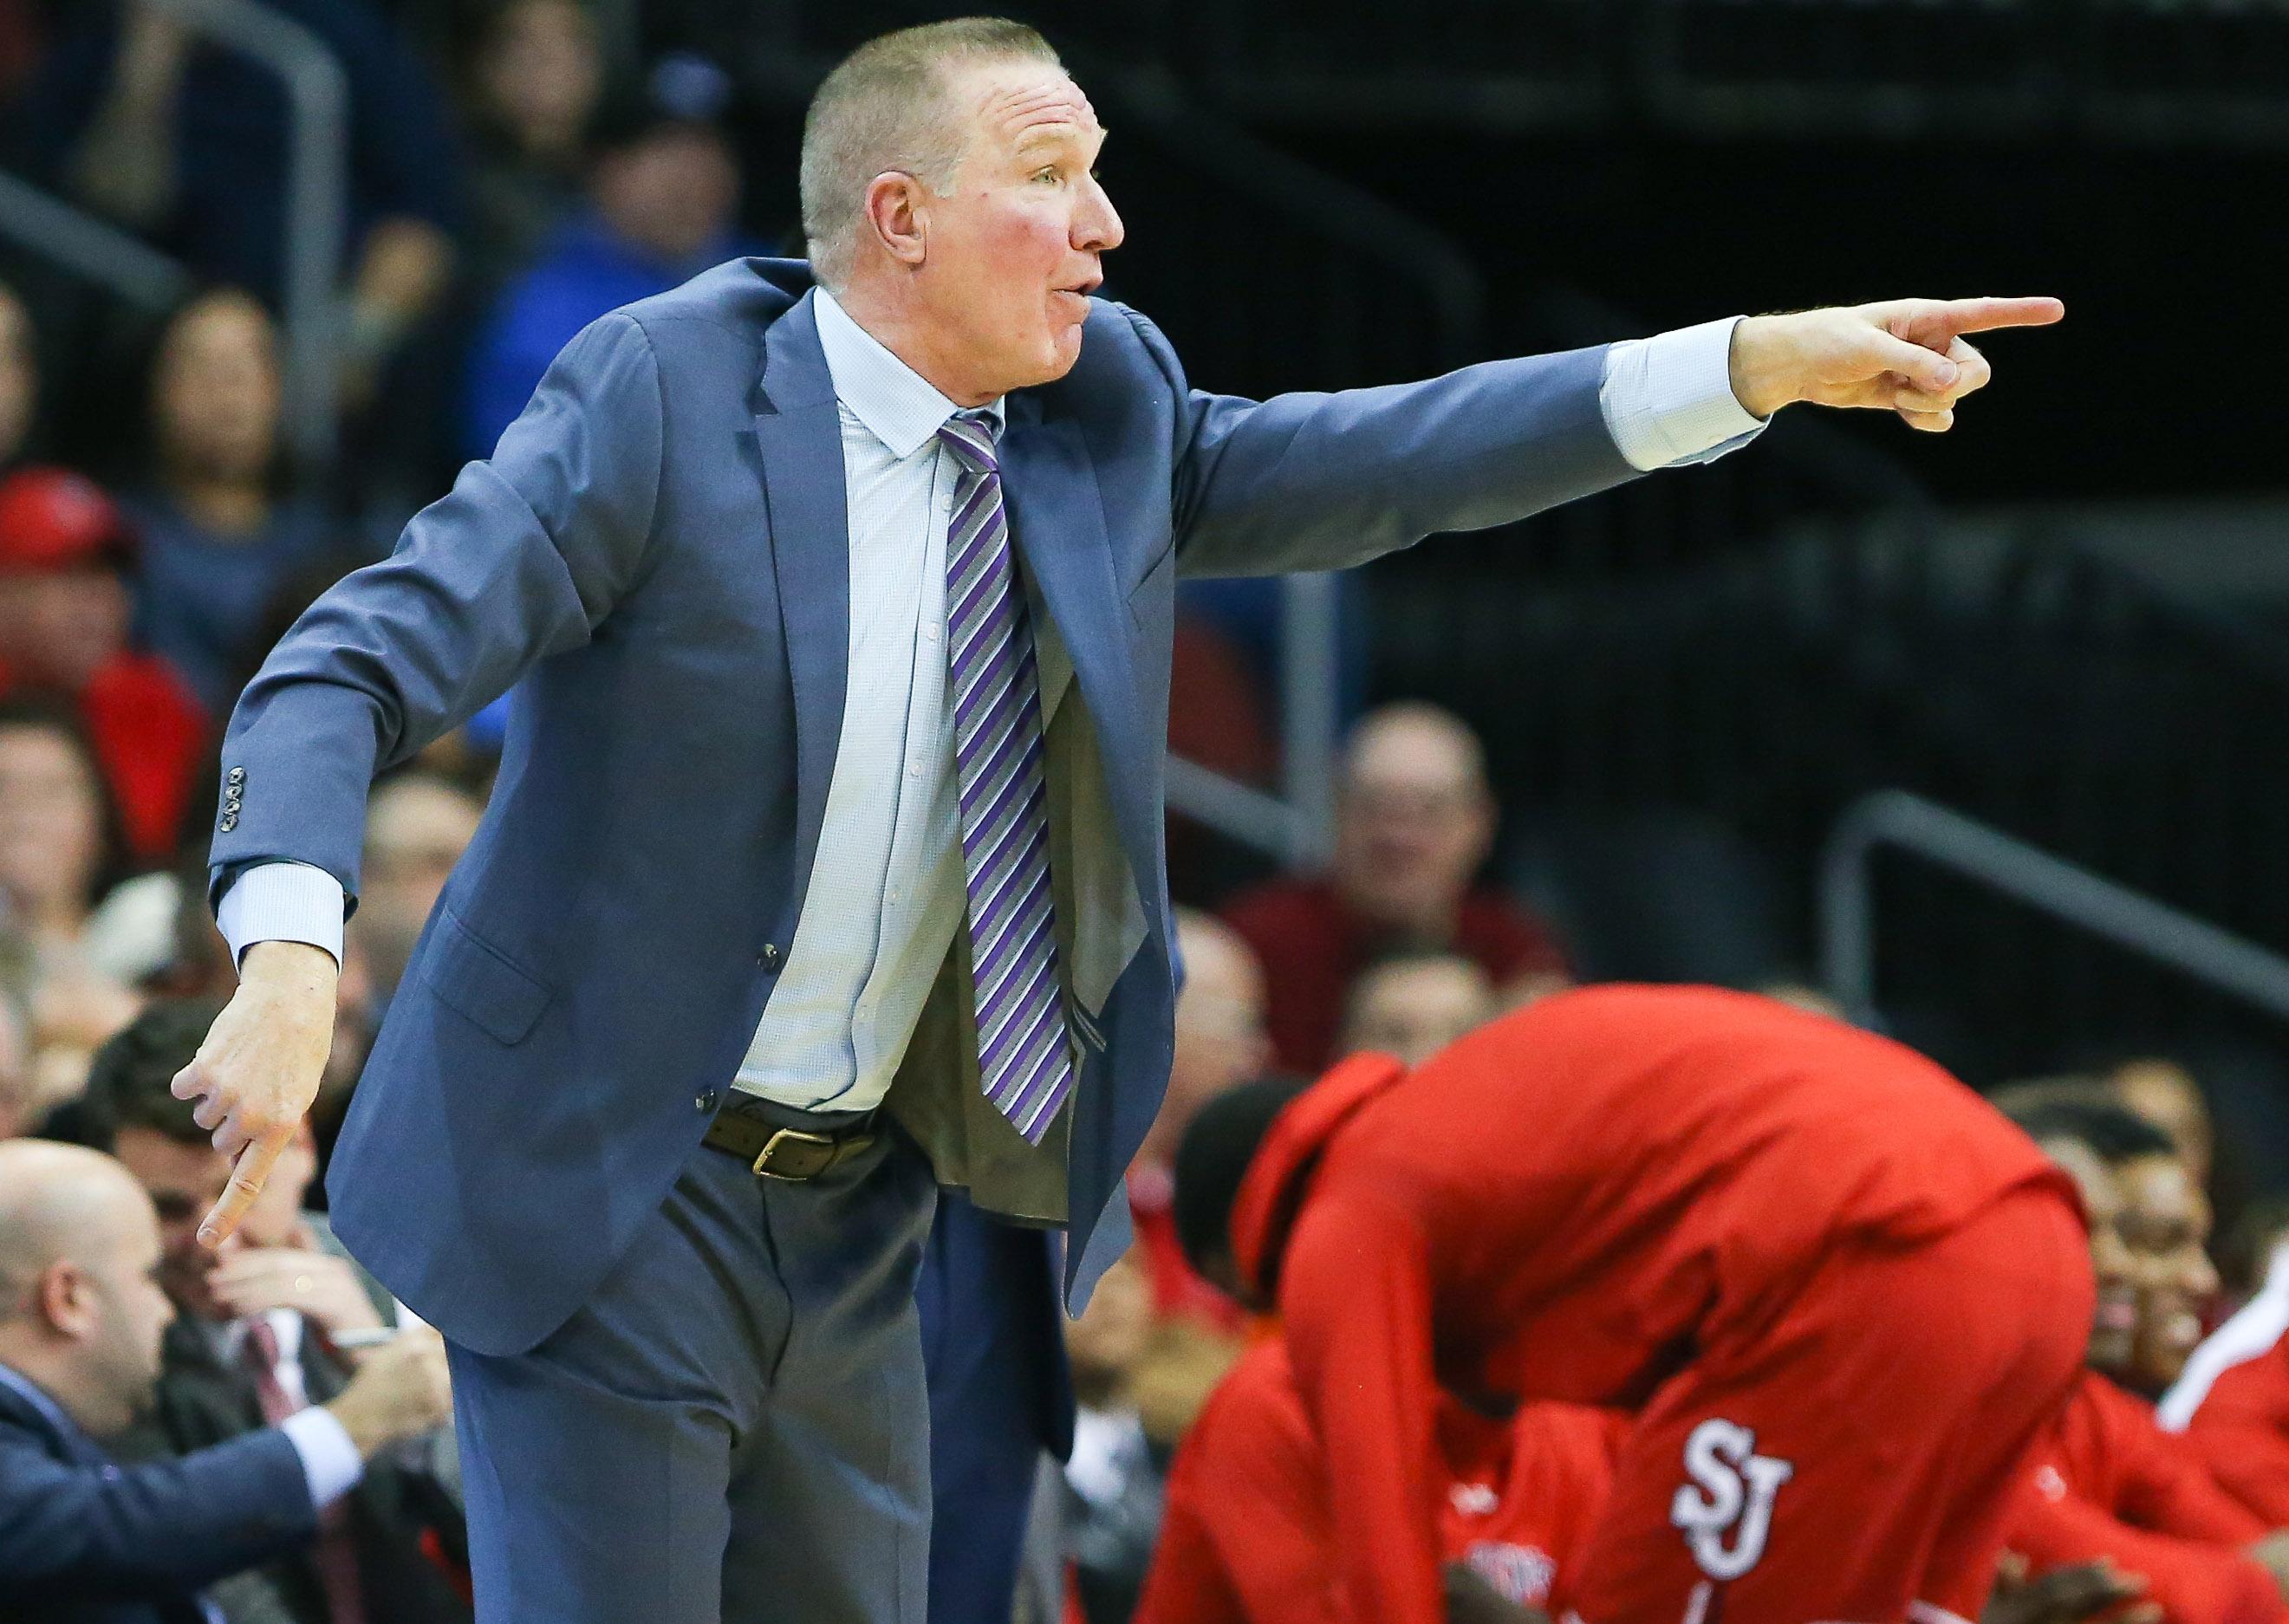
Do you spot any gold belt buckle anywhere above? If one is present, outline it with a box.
[751,1127,836,1180]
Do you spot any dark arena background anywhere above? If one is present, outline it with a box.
[3,3,2289,1622]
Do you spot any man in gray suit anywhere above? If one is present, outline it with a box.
[169,16,2059,1623]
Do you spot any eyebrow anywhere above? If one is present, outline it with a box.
[1015,127,1089,158]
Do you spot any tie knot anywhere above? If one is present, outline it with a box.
[937,412,999,476]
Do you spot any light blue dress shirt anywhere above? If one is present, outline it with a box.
[218,302,1766,1110]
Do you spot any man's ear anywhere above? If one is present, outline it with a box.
[863,172,930,269]
[36,1260,96,1340]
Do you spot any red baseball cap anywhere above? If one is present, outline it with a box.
[0,468,133,575]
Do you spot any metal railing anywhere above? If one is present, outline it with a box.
[1818,788,2289,1030]
[0,170,192,313]
[145,0,348,471]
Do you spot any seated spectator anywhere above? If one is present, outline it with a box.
[125,290,343,718]
[0,475,207,861]
[1061,1252,1167,1624]
[0,278,39,473]
[1128,910,1271,1331]
[1135,1333,1629,1624]
[464,59,754,455]
[1999,1096,2289,1623]
[455,0,606,301]
[1222,703,1570,1075]
[0,698,142,1114]
[0,1137,451,1624]
[2167,1231,2289,1530]
[19,0,461,404]
[354,773,484,1009]
[79,1002,471,1624]
[1336,948,1497,1067]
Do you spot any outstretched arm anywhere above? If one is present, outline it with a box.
[1148,295,2060,581]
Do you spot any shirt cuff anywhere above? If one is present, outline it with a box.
[278,1406,364,1510]
[216,862,346,970]
[1599,315,1771,471]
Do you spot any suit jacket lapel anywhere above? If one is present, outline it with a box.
[753,293,851,899]
[997,401,1155,897]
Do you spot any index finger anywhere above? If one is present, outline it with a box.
[198,1134,289,1249]
[1933,296,2065,335]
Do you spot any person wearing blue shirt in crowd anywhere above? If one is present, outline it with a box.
[462,62,761,458]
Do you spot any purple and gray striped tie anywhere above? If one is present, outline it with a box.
[939,412,1074,1143]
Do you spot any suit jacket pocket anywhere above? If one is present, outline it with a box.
[419,904,552,1046]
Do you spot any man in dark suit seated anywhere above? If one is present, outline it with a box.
[0,1138,451,1623]
[84,1003,472,1624]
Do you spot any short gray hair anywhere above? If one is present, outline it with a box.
[799,17,1062,290]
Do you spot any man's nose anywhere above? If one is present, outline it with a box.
[1076,176,1123,254]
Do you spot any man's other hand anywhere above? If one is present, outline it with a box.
[212,1249,387,1348]
[170,941,338,1247]
[323,1327,453,1461]
[1728,296,2065,429]
[1983,1552,2159,1624]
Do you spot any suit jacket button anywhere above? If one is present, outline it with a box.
[695,1089,719,1113]
[758,944,782,968]
[219,813,238,833]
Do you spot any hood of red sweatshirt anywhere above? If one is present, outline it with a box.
[1230,1051,1412,1301]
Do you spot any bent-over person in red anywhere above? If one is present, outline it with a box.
[1174,984,2093,1624]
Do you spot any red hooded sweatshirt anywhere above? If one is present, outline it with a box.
[2008,1371,2285,1624]
[1135,1337,1629,1624]
[2175,1335,2289,1529]
[1232,984,2066,1624]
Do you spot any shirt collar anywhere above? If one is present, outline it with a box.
[0,1359,79,1439]
[812,286,1005,459]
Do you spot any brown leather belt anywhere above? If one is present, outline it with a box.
[703,1107,875,1181]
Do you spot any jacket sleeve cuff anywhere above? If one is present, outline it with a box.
[278,1406,365,1510]
[1599,315,1770,471]
[216,862,346,970]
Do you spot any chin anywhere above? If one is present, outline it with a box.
[1042,326,1086,380]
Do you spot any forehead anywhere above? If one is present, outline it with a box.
[2044,1139,2122,1219]
[2119,1154,2202,1215]
[114,1126,231,1198]
[953,59,1101,153]
[1368,959,1487,1005]
[0,728,88,782]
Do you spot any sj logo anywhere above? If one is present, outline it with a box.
[1669,1418,1797,1582]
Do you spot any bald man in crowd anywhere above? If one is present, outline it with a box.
[0,1140,450,1624]
[1224,703,1572,1073]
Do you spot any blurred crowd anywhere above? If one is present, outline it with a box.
[0,5,2285,1624]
